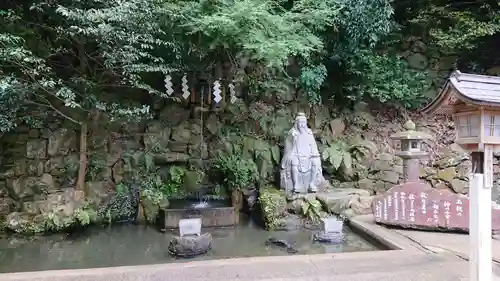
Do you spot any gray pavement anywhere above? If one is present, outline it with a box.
[0,251,470,281]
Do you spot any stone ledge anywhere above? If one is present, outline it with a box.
[348,214,425,252]
[0,251,465,281]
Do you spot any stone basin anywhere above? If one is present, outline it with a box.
[158,199,238,229]
[168,232,213,258]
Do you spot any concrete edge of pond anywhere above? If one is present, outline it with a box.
[348,214,420,252]
[0,251,437,281]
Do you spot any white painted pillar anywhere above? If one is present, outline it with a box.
[469,151,492,281]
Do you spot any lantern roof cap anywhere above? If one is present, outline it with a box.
[391,120,433,140]
[421,70,500,115]
[403,119,416,130]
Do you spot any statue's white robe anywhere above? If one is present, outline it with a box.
[280,128,325,193]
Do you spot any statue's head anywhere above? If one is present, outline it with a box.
[294,112,308,133]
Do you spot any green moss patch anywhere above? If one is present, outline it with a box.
[259,186,287,230]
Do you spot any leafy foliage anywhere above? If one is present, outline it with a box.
[86,155,107,181]
[320,137,377,178]
[212,150,258,192]
[344,50,431,109]
[118,147,197,224]
[300,198,323,223]
[185,0,336,69]
[159,166,190,199]
[11,201,98,234]
[299,64,327,105]
[402,0,500,52]
[1,1,168,131]
[97,182,140,224]
[45,202,98,232]
[395,0,500,74]
[320,0,429,106]
[0,0,435,133]
[258,186,287,230]
[0,0,442,138]
[124,151,190,199]
[218,125,281,184]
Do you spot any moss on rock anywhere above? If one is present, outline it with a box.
[140,197,169,224]
[4,202,98,235]
[259,186,287,230]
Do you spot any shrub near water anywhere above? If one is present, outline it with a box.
[6,201,98,235]
[212,152,258,193]
[259,187,287,230]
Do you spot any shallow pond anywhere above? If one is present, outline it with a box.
[0,217,379,273]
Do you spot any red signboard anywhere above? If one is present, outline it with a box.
[372,182,500,232]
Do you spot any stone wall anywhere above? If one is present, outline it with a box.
[4,99,500,230]
[2,36,500,225]
[0,100,305,218]
[0,104,178,212]
[0,125,78,215]
[354,119,500,203]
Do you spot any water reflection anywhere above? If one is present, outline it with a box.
[0,218,377,273]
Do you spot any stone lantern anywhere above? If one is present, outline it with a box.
[391,120,432,183]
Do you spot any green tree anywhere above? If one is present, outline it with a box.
[394,0,500,74]
[397,0,500,52]
[1,0,179,189]
[1,0,441,158]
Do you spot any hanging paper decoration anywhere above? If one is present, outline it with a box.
[213,80,222,103]
[181,74,190,99]
[229,81,237,103]
[164,74,174,96]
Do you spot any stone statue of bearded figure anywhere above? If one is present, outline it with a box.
[280,113,328,193]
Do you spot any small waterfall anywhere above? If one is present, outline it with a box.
[192,191,209,209]
[189,84,208,211]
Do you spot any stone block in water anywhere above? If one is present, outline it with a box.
[179,218,201,237]
[321,217,343,233]
[313,231,344,244]
[168,232,213,258]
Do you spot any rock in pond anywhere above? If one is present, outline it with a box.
[265,237,298,254]
[313,231,344,244]
[372,182,500,232]
[168,232,212,258]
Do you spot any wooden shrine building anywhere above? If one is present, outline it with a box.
[421,70,500,151]
[421,70,500,281]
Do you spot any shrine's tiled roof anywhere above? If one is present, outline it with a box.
[421,70,500,115]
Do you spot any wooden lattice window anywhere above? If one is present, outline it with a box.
[457,115,480,137]
[484,114,500,137]
[470,115,480,137]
